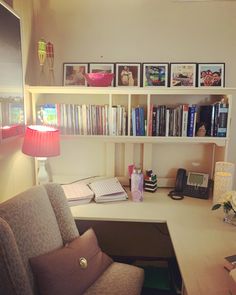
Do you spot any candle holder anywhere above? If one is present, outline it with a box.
[213,171,233,204]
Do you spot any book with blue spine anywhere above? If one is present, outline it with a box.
[187,105,197,137]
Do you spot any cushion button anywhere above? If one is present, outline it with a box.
[79,257,88,269]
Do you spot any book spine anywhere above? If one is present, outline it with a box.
[132,107,136,136]
[148,104,153,136]
[122,107,126,136]
[217,103,228,137]
[213,103,220,137]
[81,104,87,135]
[139,107,145,136]
[135,107,140,136]
[111,106,117,136]
[152,106,157,136]
[210,104,215,137]
[181,104,189,137]
[187,105,196,137]
[165,108,170,137]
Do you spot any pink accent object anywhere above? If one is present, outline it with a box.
[22,125,60,157]
[84,73,114,87]
[46,42,54,58]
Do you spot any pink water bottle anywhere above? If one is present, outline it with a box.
[131,168,144,202]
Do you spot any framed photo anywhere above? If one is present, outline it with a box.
[198,63,225,88]
[170,63,197,87]
[116,63,141,87]
[89,63,115,86]
[142,63,168,87]
[63,63,88,86]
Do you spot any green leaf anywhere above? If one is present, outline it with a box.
[212,204,221,210]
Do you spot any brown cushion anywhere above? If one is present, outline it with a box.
[29,228,113,295]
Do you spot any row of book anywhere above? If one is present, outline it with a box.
[37,100,228,138]
[148,101,229,137]
[37,103,127,136]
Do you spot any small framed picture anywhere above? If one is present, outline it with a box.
[198,63,225,87]
[116,63,141,87]
[170,63,197,87]
[142,63,168,87]
[63,63,88,86]
[89,63,115,86]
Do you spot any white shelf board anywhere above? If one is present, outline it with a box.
[26,85,236,96]
[61,135,228,146]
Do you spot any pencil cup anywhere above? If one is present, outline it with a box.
[213,171,233,204]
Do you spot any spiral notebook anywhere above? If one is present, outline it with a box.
[89,177,128,203]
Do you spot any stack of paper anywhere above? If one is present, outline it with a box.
[62,182,94,206]
[89,178,128,203]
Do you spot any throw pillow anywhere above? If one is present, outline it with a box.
[29,228,113,295]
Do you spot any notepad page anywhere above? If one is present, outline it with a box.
[62,182,94,200]
[89,177,125,197]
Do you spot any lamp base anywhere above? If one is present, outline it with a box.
[37,157,49,185]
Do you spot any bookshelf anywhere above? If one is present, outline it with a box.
[26,86,234,186]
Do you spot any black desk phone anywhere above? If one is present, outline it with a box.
[168,168,211,200]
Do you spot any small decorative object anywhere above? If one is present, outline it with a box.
[116,63,141,87]
[170,63,197,87]
[196,123,206,137]
[213,171,233,204]
[46,42,54,85]
[84,73,114,87]
[212,191,236,225]
[198,63,225,88]
[63,63,88,86]
[38,39,47,72]
[89,63,115,86]
[142,63,168,88]
[144,170,157,192]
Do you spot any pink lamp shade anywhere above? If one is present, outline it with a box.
[22,125,60,157]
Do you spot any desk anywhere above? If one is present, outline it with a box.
[71,189,236,295]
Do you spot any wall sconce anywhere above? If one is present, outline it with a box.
[22,125,60,184]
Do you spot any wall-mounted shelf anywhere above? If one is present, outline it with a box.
[26,86,235,185]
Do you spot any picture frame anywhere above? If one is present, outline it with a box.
[198,63,225,88]
[63,63,88,86]
[142,63,169,87]
[89,63,115,86]
[170,63,197,88]
[116,63,141,87]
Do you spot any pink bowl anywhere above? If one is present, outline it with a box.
[84,73,114,87]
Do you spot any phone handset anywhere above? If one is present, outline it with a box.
[168,168,186,200]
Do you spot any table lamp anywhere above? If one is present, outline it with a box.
[22,125,60,184]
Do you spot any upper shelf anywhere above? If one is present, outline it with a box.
[26,86,236,96]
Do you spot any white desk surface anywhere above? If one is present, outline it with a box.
[70,188,236,295]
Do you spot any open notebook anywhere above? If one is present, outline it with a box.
[89,177,128,203]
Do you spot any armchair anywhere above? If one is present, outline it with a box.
[0,183,144,295]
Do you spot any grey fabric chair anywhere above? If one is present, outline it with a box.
[0,183,144,295]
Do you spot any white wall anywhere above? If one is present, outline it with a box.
[30,0,236,86]
[27,0,236,185]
